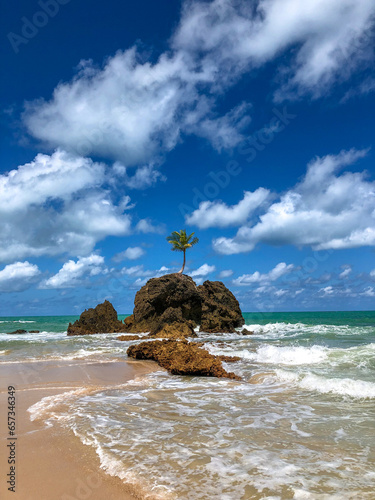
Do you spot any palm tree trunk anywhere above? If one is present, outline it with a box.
[178,249,186,274]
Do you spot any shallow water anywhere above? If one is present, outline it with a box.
[2,312,375,499]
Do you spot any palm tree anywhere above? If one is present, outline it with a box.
[166,229,199,274]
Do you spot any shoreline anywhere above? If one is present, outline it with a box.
[0,359,161,500]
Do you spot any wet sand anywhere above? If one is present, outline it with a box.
[0,359,159,500]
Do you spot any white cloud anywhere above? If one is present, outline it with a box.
[23,47,247,168]
[339,265,352,279]
[121,265,170,279]
[113,162,166,190]
[174,0,375,100]
[370,269,375,278]
[361,286,375,297]
[185,102,252,152]
[0,150,133,262]
[0,262,41,292]
[214,149,375,254]
[0,149,104,212]
[233,262,294,285]
[190,263,216,277]
[135,219,165,234]
[21,0,375,177]
[186,188,270,229]
[342,76,375,101]
[42,255,106,289]
[218,269,233,279]
[319,285,335,296]
[274,289,287,297]
[112,247,145,262]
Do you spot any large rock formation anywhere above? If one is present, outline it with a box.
[123,273,244,334]
[127,339,241,379]
[68,274,245,338]
[198,280,244,333]
[67,300,127,336]
[123,274,202,334]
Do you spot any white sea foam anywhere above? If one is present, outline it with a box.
[275,370,375,399]
[73,430,173,500]
[244,322,369,338]
[208,344,329,365]
[28,388,90,421]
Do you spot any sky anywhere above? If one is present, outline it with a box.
[1,0,375,316]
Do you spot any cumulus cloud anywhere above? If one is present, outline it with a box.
[135,219,165,234]
[190,263,216,277]
[218,269,233,279]
[0,150,135,262]
[112,247,145,262]
[113,162,166,190]
[42,255,106,289]
[339,265,352,279]
[121,265,171,287]
[186,188,270,229]
[233,262,294,285]
[361,286,375,297]
[21,0,375,174]
[174,0,375,100]
[213,149,375,254]
[0,262,41,292]
[319,285,335,296]
[185,102,252,152]
[22,48,247,168]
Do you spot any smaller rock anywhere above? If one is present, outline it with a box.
[29,330,40,333]
[7,329,27,335]
[127,339,241,380]
[217,355,242,363]
[241,328,254,335]
[150,321,197,340]
[67,300,127,336]
[117,334,142,341]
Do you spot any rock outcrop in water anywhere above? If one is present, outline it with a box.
[67,300,127,336]
[127,339,241,379]
[123,273,244,335]
[198,280,244,333]
[68,273,244,345]
[123,274,201,334]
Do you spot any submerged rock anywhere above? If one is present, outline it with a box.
[7,329,27,335]
[127,339,241,379]
[29,330,40,333]
[149,322,196,339]
[240,328,254,335]
[117,334,142,341]
[198,280,244,333]
[67,300,127,336]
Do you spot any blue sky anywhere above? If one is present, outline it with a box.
[1,0,375,315]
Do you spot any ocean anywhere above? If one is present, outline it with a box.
[1,311,374,499]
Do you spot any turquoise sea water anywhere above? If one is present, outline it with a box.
[1,311,375,499]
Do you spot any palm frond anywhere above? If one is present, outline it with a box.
[166,229,199,259]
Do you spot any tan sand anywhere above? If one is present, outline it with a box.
[0,359,159,500]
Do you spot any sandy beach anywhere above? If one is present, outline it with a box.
[0,359,159,500]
